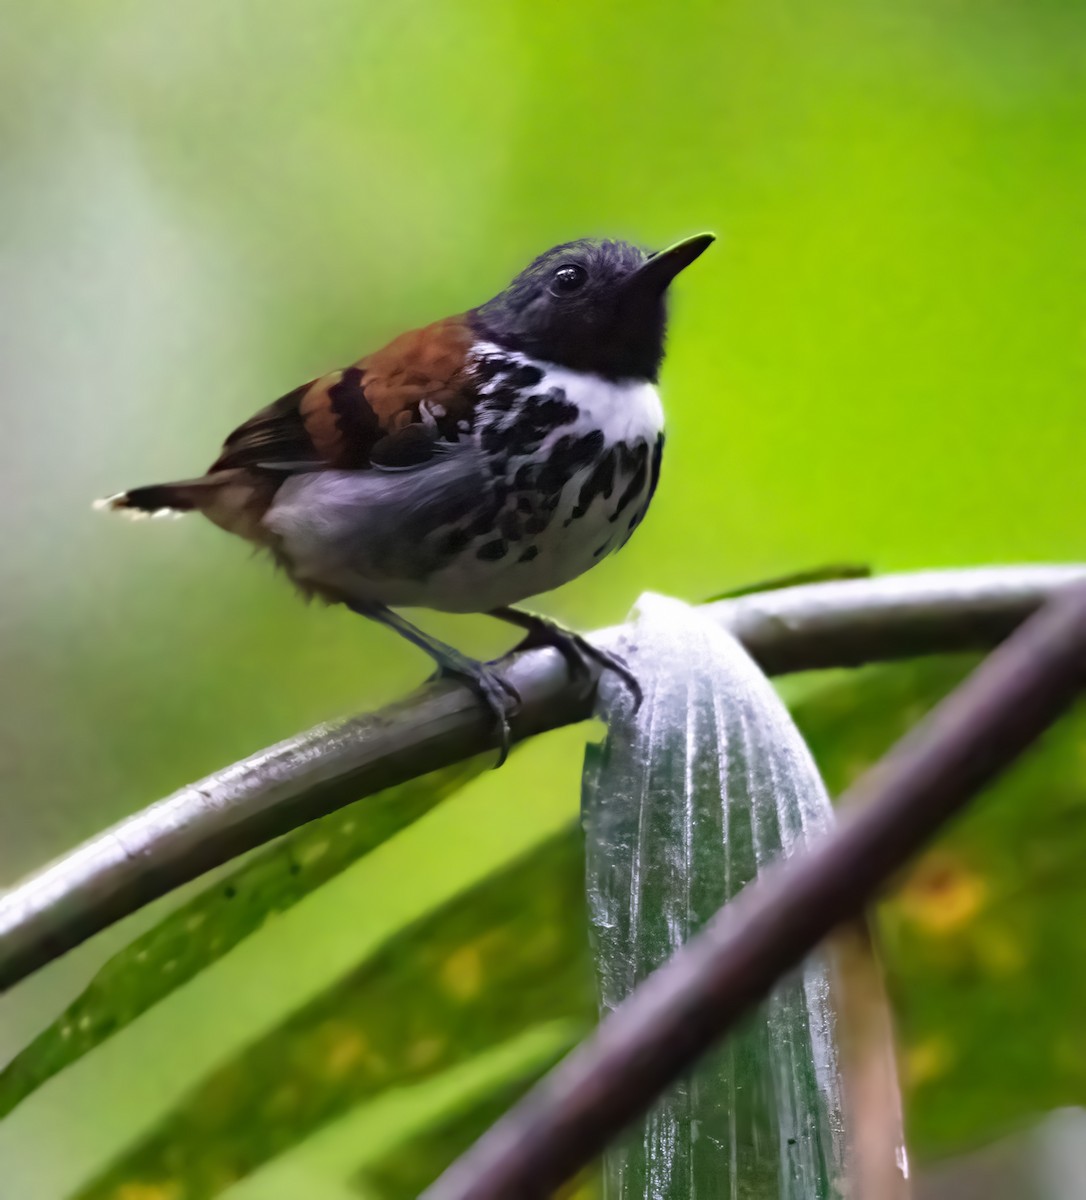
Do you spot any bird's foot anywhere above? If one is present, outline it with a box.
[430,651,521,766]
[509,618,642,710]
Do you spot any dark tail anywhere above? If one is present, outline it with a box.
[95,477,216,516]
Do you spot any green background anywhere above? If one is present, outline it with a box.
[1,1,1082,1196]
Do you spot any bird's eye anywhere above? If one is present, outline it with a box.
[550,264,588,295]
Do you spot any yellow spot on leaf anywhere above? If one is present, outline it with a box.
[441,944,484,1000]
[325,1031,368,1078]
[407,1037,445,1070]
[114,1183,182,1200]
[895,854,987,934]
[298,840,329,866]
[905,1037,953,1088]
[317,1021,387,1078]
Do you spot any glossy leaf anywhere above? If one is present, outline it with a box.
[0,761,485,1119]
[69,830,594,1200]
[582,594,904,1198]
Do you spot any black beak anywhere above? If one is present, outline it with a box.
[629,232,715,294]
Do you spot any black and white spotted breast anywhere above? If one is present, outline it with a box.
[446,347,666,568]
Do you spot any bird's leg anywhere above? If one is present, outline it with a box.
[489,606,642,710]
[346,602,520,765]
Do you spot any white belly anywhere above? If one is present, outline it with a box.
[265,356,665,612]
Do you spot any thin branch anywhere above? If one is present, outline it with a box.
[423,579,1086,1200]
[1,565,1082,994]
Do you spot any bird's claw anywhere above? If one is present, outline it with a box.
[509,619,642,711]
[431,657,521,766]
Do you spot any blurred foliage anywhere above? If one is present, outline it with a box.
[1,0,1083,1195]
[794,659,1086,1159]
[355,1072,597,1200]
[70,832,593,1200]
[215,1022,587,1199]
[0,760,485,1119]
[25,649,1086,1196]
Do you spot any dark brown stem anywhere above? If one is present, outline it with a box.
[423,580,1086,1200]
[0,566,1082,994]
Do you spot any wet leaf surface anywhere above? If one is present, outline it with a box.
[582,595,868,1199]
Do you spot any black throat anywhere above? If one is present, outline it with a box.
[469,302,667,382]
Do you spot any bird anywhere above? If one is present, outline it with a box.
[99,232,714,760]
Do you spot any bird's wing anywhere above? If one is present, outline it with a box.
[210,316,479,475]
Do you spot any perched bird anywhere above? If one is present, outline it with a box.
[100,232,714,757]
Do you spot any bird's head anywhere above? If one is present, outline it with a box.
[471,233,714,382]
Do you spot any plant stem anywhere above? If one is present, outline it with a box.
[0,565,1082,994]
[423,579,1086,1200]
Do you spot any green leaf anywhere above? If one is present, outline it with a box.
[582,594,903,1199]
[212,1022,585,1200]
[701,562,871,602]
[0,760,486,1119]
[354,1045,597,1200]
[793,657,1086,1160]
[69,829,594,1200]
[358,1078,531,1200]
